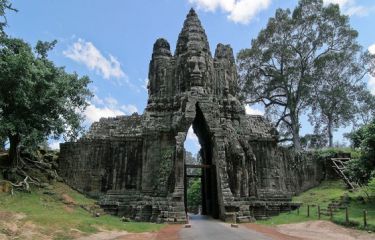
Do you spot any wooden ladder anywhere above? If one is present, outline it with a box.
[330,158,359,189]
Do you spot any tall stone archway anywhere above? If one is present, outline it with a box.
[59,9,323,223]
[182,102,220,218]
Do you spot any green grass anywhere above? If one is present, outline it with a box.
[0,182,164,239]
[258,180,375,231]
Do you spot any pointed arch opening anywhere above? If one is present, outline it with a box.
[183,103,219,218]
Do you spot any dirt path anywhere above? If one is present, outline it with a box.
[276,220,375,240]
[76,224,182,240]
[91,220,375,240]
[180,215,272,240]
[2,210,375,240]
[245,223,303,240]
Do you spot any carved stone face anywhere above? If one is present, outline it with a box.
[186,54,206,87]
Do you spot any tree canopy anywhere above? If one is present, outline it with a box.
[0,37,92,166]
[344,119,375,184]
[237,0,374,150]
[0,0,15,36]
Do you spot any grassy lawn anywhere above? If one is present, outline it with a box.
[0,182,164,239]
[258,180,375,231]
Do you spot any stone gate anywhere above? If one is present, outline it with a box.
[59,9,323,223]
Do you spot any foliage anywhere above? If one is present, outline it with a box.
[237,0,373,150]
[0,37,92,166]
[359,120,375,160]
[355,90,375,126]
[314,147,361,160]
[0,136,5,151]
[344,159,372,185]
[187,178,201,213]
[0,0,15,152]
[366,177,375,199]
[156,148,174,193]
[0,0,16,36]
[345,119,375,183]
[308,25,374,147]
[346,126,368,149]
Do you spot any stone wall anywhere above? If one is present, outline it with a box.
[252,143,324,199]
[59,138,143,198]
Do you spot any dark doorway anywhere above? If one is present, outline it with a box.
[183,103,219,218]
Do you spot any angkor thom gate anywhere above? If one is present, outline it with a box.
[59,9,323,223]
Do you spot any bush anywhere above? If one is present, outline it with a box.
[187,178,201,213]
[345,119,375,183]
[312,148,361,180]
[366,177,375,199]
[344,159,372,184]
[315,147,360,159]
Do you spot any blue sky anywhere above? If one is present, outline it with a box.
[5,0,375,153]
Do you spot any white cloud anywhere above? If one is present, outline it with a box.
[187,126,199,141]
[84,104,125,123]
[63,39,127,81]
[84,95,138,124]
[245,105,264,115]
[323,0,372,17]
[186,126,200,150]
[189,0,271,24]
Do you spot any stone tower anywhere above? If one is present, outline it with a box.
[59,9,322,222]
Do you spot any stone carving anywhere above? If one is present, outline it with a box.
[59,9,323,223]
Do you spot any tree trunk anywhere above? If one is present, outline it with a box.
[292,128,301,151]
[291,113,301,151]
[9,133,21,168]
[327,117,333,148]
[0,139,4,152]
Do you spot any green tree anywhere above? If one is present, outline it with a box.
[187,178,201,213]
[367,176,375,200]
[0,0,16,36]
[237,0,370,150]
[0,38,92,167]
[309,52,370,147]
[345,119,375,183]
[0,0,15,151]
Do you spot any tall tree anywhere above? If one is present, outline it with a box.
[0,0,16,151]
[310,49,372,147]
[0,38,92,167]
[237,0,369,150]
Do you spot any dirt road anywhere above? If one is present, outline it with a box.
[179,215,272,240]
[2,211,375,240]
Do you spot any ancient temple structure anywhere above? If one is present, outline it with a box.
[59,9,323,223]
